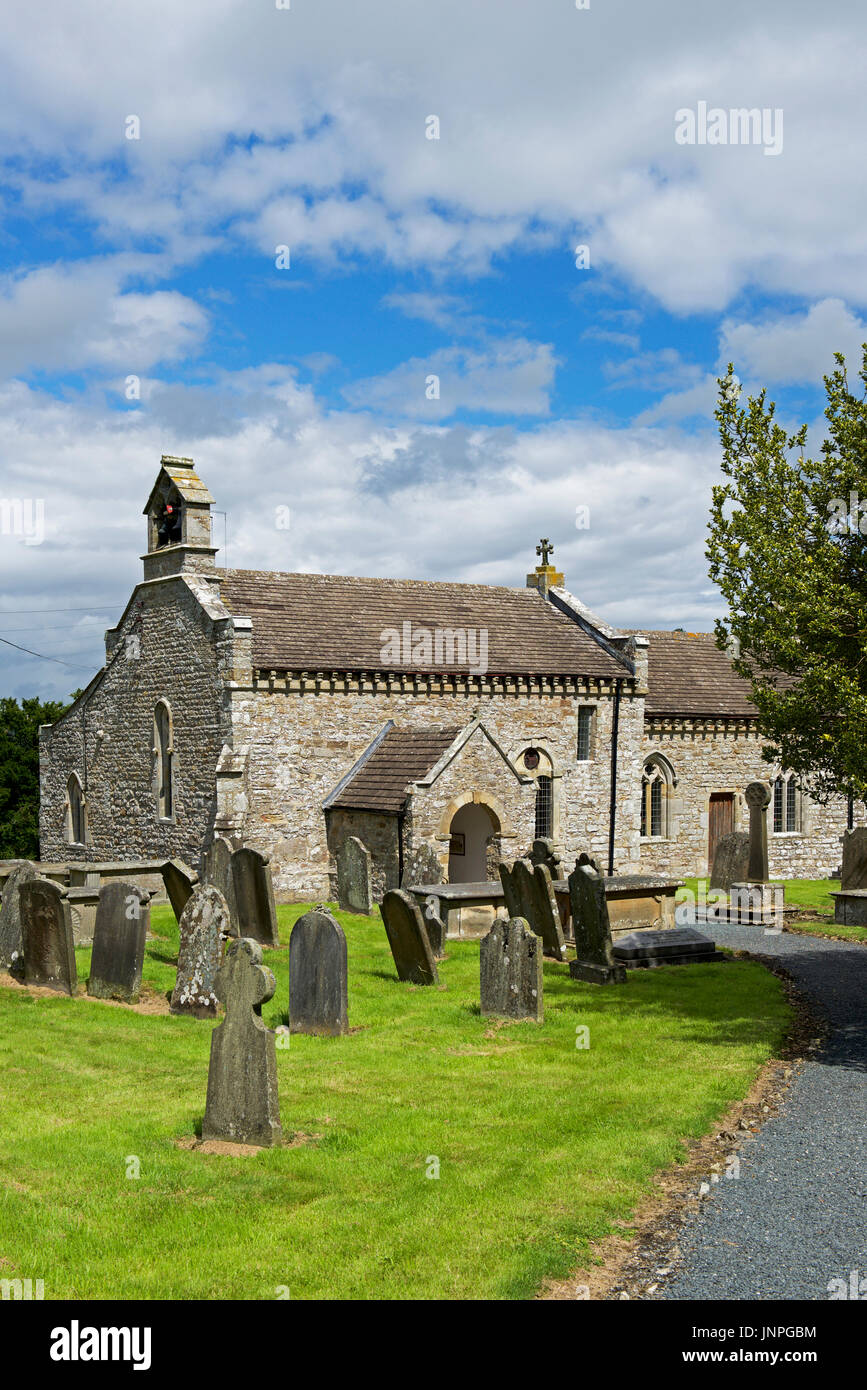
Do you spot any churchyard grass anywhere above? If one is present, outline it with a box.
[0,902,789,1300]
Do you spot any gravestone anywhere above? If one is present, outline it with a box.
[480,916,543,1021]
[202,836,237,920]
[231,847,279,947]
[202,936,282,1147]
[499,858,566,959]
[744,782,771,881]
[420,893,447,958]
[20,877,78,995]
[568,861,626,984]
[0,860,38,975]
[380,889,439,985]
[336,836,372,915]
[161,859,198,923]
[709,831,750,891]
[87,882,150,1003]
[529,838,561,877]
[289,906,349,1035]
[170,885,231,1018]
[613,928,725,968]
[841,828,867,891]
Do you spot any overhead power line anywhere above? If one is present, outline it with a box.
[0,634,95,671]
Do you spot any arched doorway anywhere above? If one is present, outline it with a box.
[448,802,499,883]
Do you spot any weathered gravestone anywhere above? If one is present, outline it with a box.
[202,936,282,1147]
[380,889,439,985]
[709,831,750,891]
[202,836,237,920]
[20,878,78,995]
[0,860,38,975]
[170,885,231,1018]
[420,893,447,958]
[336,835,372,915]
[87,882,150,1003]
[529,837,561,877]
[568,859,626,984]
[480,915,543,1021]
[161,859,198,924]
[613,928,725,969]
[841,828,867,891]
[231,847,279,947]
[499,858,566,959]
[745,781,771,881]
[289,907,349,1035]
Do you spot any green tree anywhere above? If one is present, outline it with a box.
[0,695,73,858]
[707,347,867,803]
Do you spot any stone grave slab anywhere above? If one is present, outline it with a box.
[161,859,198,924]
[170,885,231,1018]
[87,881,150,1003]
[289,907,349,1035]
[568,861,626,985]
[0,860,37,975]
[20,877,77,995]
[480,915,542,1021]
[380,889,439,985]
[613,927,725,968]
[231,847,279,947]
[709,831,750,891]
[336,835,372,915]
[841,828,867,891]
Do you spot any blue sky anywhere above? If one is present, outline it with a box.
[1,0,865,698]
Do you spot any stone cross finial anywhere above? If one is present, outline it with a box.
[536,538,554,567]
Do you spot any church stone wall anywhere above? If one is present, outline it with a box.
[325,807,401,901]
[228,681,645,899]
[39,577,232,868]
[637,722,861,879]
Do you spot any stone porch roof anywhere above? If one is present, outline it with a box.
[219,569,631,678]
[326,726,463,813]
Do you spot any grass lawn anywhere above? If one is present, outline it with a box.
[683,876,867,945]
[0,902,790,1300]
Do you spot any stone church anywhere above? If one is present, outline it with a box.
[38,456,855,899]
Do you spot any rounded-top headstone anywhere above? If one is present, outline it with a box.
[170,884,231,1018]
[289,907,349,1035]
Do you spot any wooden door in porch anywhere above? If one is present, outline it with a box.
[708,793,734,874]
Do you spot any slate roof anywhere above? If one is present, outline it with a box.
[328,726,462,812]
[634,630,758,718]
[220,570,629,678]
[143,456,214,513]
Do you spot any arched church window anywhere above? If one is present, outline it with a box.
[66,773,85,845]
[641,756,673,838]
[535,775,553,839]
[772,774,800,833]
[154,701,174,819]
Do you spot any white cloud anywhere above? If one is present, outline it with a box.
[0,260,208,375]
[718,299,867,383]
[342,339,559,418]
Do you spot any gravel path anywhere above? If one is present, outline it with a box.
[663,922,867,1301]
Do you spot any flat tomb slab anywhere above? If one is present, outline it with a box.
[613,927,725,967]
[831,890,867,926]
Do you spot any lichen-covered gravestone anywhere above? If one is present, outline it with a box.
[568,860,626,985]
[709,831,750,891]
[0,860,38,976]
[170,885,231,1018]
[380,889,439,985]
[20,877,77,995]
[289,907,349,1035]
[87,882,150,1003]
[336,835,372,915]
[202,937,282,1147]
[161,859,198,924]
[480,915,543,1021]
[231,847,279,947]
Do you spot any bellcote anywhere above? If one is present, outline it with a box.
[142,456,219,581]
